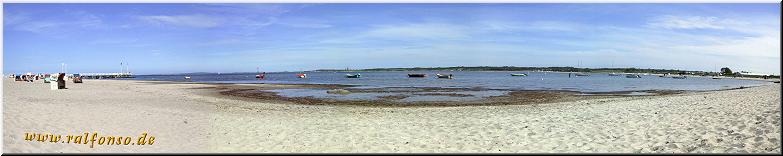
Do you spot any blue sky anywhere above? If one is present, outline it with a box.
[3,3,780,75]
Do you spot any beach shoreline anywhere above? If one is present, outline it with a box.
[3,79,781,153]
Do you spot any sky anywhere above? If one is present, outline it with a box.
[3,3,780,75]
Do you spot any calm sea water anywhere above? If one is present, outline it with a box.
[130,71,768,92]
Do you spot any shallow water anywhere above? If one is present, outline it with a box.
[131,71,769,102]
[133,71,767,91]
[269,89,510,102]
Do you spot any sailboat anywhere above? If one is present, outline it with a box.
[574,60,589,76]
[608,60,622,76]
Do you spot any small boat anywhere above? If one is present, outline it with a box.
[712,77,721,79]
[296,73,307,78]
[345,74,361,78]
[574,73,589,76]
[184,76,191,80]
[408,73,426,78]
[510,73,528,76]
[436,74,453,79]
[625,74,641,78]
[608,73,622,76]
[672,76,687,79]
[255,67,265,79]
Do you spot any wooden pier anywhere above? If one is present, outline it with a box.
[79,73,134,79]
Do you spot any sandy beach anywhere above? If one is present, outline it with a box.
[3,79,780,153]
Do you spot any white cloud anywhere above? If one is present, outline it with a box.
[647,15,726,29]
[480,21,580,32]
[88,38,139,45]
[137,15,222,28]
[318,23,470,44]
[602,19,780,74]
[364,23,470,40]
[7,11,103,34]
[4,12,31,25]
[674,35,780,58]
[276,19,333,28]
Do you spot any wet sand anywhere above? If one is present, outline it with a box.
[3,79,781,153]
[202,82,693,107]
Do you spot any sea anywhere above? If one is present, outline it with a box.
[127,71,770,102]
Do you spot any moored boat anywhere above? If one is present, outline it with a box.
[408,73,427,78]
[255,67,265,79]
[510,73,528,76]
[672,75,687,79]
[625,74,641,78]
[346,74,361,78]
[574,73,589,76]
[297,73,307,78]
[608,73,622,76]
[436,74,453,79]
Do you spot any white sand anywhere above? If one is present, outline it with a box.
[3,79,781,153]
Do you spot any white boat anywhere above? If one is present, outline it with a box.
[436,74,453,79]
[625,74,641,78]
[672,75,687,79]
[345,74,361,78]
